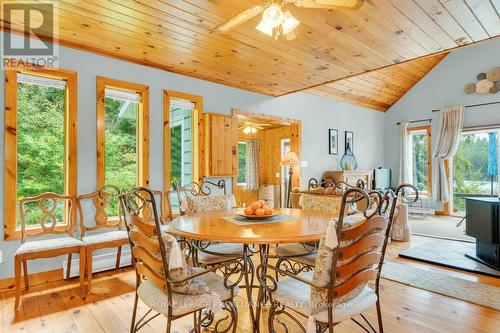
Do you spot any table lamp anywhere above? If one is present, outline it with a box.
[281,151,300,208]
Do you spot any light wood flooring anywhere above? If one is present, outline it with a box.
[1,235,499,333]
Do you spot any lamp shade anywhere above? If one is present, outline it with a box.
[281,151,300,166]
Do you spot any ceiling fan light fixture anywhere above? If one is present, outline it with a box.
[242,126,251,134]
[262,3,284,27]
[251,127,257,134]
[256,19,274,37]
[282,10,300,35]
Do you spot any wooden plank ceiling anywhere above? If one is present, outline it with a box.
[307,52,449,111]
[2,0,499,111]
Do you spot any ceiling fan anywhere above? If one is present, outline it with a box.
[238,121,272,134]
[215,0,364,40]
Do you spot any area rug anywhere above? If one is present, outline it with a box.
[398,238,500,278]
[381,261,500,311]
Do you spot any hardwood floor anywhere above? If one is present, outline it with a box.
[1,236,499,333]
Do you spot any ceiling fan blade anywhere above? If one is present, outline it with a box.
[215,5,264,32]
[294,0,363,10]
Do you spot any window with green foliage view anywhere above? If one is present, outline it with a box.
[453,131,498,214]
[409,131,429,193]
[16,80,66,226]
[169,104,193,188]
[237,142,247,184]
[104,93,138,191]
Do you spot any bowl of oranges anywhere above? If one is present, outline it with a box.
[237,200,277,220]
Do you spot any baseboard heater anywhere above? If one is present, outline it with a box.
[63,250,132,279]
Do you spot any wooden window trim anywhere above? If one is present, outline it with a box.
[4,66,77,240]
[96,77,149,189]
[408,125,432,196]
[163,90,203,193]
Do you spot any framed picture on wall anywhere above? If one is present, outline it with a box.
[345,131,354,152]
[329,129,338,155]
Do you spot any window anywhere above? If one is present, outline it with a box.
[4,68,77,240]
[408,126,431,194]
[237,141,247,184]
[96,77,149,194]
[452,130,499,214]
[169,99,194,186]
[163,90,202,191]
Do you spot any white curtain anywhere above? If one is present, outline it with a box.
[399,122,411,184]
[432,106,464,203]
[246,140,259,191]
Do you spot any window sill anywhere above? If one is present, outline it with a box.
[5,224,70,241]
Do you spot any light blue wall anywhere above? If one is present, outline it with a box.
[385,38,500,194]
[0,32,385,278]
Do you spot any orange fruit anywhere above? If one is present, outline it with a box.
[251,201,260,210]
[264,207,273,215]
[255,208,265,216]
[244,206,254,215]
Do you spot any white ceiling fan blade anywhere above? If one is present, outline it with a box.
[215,5,264,32]
[294,0,363,10]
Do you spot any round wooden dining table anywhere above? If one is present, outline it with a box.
[168,208,334,333]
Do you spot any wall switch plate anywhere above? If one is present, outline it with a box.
[0,250,3,264]
[276,173,280,178]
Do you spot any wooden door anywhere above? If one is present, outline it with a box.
[206,113,238,177]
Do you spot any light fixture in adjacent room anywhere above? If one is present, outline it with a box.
[242,125,258,134]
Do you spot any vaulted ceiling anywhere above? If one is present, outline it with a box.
[307,52,449,111]
[2,0,499,111]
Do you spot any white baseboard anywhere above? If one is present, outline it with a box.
[63,250,132,279]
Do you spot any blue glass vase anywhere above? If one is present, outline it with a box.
[340,145,357,170]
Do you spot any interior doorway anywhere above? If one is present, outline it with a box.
[232,109,301,208]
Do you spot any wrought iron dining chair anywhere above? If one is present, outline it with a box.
[257,184,416,333]
[15,193,86,309]
[274,178,352,275]
[170,180,247,269]
[120,187,241,333]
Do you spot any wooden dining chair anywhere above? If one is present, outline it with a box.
[15,193,85,309]
[120,187,240,333]
[76,185,129,291]
[258,184,415,333]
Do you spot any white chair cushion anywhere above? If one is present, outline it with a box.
[273,272,377,323]
[82,230,128,245]
[275,244,316,266]
[15,237,84,255]
[137,270,239,316]
[197,243,244,265]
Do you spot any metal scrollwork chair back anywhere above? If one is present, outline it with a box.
[171,179,227,216]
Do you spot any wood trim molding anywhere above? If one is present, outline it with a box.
[163,90,203,194]
[4,66,77,240]
[96,77,150,189]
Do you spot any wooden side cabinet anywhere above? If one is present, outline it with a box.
[202,113,238,177]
